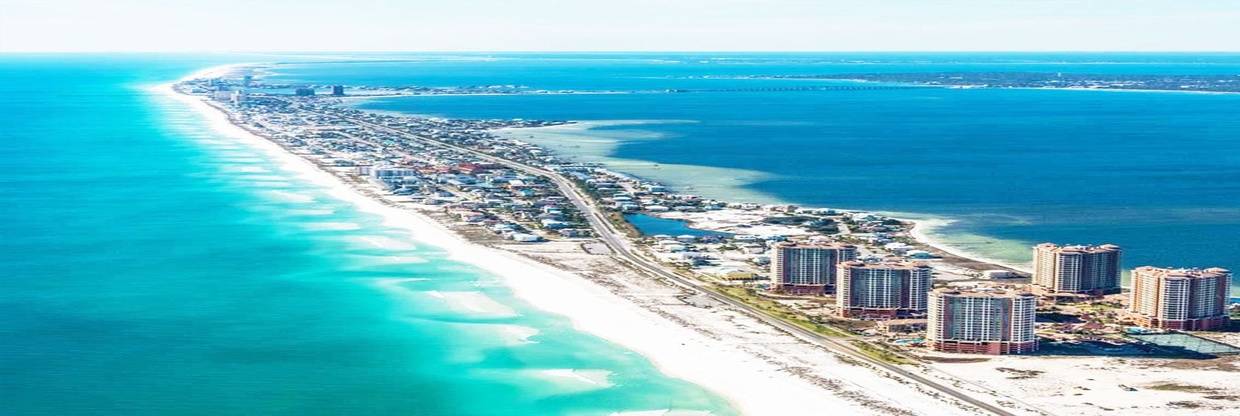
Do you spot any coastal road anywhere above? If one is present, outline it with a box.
[296,104,1021,416]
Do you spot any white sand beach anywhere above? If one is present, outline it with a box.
[920,354,1240,415]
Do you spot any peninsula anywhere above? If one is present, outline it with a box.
[171,64,1240,416]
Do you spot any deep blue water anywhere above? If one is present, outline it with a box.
[264,53,1240,295]
[0,55,732,415]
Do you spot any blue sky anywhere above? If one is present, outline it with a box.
[2,0,1238,52]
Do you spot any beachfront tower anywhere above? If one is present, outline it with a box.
[927,288,1038,355]
[1032,243,1122,296]
[332,85,345,96]
[1130,266,1231,331]
[835,261,931,319]
[770,243,857,295]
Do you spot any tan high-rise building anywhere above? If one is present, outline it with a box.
[928,288,1038,355]
[1130,266,1231,331]
[836,261,931,319]
[770,243,857,294]
[1032,243,1122,295]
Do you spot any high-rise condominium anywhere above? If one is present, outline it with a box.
[835,261,931,319]
[770,243,857,294]
[927,288,1038,355]
[1130,266,1231,331]
[1033,243,1122,295]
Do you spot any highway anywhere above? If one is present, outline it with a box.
[288,102,1021,416]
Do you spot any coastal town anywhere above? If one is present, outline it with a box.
[176,69,1240,416]
[756,72,1240,93]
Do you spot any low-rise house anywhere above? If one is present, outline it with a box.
[511,233,542,242]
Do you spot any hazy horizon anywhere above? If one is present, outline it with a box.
[5,51,1240,54]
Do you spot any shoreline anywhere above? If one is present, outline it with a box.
[501,120,1036,274]
[906,217,1033,274]
[158,68,917,415]
[180,62,255,82]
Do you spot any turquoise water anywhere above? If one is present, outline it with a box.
[625,214,731,238]
[0,55,733,415]
[272,53,1240,295]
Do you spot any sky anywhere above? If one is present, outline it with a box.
[2,0,1239,52]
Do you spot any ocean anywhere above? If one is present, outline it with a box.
[0,55,733,415]
[263,52,1240,296]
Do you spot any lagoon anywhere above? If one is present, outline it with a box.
[625,213,732,238]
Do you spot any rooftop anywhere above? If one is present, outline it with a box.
[931,287,1034,298]
[1133,266,1232,279]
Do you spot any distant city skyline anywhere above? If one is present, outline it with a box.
[3,0,1239,52]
